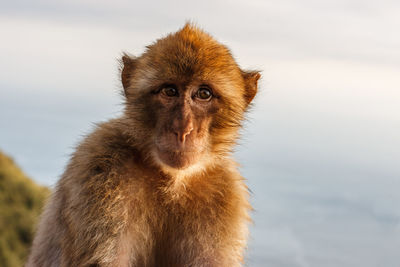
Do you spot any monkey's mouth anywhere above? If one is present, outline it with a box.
[155,147,200,169]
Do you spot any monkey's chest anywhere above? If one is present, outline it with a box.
[150,209,221,266]
[131,193,226,265]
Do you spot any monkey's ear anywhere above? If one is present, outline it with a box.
[121,54,137,95]
[242,70,261,106]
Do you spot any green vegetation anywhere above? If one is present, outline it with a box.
[0,150,50,267]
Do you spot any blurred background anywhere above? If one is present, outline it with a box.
[1,0,400,266]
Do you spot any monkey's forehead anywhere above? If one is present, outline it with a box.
[143,45,238,77]
[134,46,243,96]
[127,25,247,102]
[132,61,244,98]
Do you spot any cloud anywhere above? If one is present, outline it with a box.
[2,0,400,68]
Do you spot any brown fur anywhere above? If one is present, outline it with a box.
[26,24,260,267]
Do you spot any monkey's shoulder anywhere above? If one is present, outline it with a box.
[63,119,142,181]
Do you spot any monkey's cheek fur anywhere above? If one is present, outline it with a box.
[156,149,201,169]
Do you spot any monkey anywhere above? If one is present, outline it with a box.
[26,23,260,267]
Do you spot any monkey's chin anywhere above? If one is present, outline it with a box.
[154,148,200,170]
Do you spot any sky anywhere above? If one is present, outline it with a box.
[1,0,400,266]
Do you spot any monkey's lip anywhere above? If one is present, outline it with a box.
[155,143,200,154]
[156,147,199,169]
[165,149,197,153]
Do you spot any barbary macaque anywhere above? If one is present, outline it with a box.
[27,23,260,267]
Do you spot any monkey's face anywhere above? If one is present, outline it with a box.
[127,69,248,171]
[121,25,260,171]
[150,82,218,169]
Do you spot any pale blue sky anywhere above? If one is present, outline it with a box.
[1,1,400,266]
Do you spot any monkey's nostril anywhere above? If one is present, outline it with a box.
[174,127,193,143]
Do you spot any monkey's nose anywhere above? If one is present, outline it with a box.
[174,122,194,143]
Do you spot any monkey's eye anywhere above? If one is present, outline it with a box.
[195,86,213,101]
[161,86,178,97]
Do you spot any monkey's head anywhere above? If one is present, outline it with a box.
[121,24,260,173]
